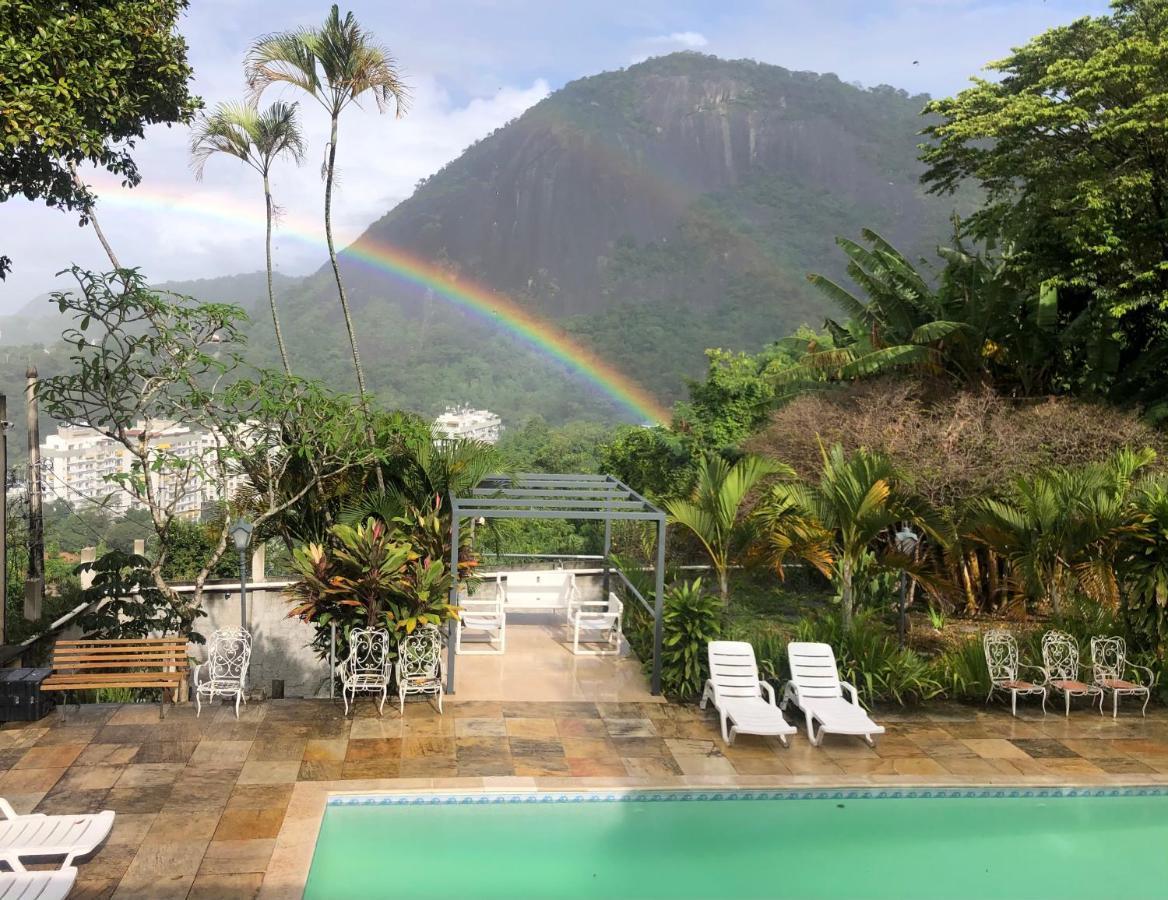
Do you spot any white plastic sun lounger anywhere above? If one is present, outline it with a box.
[781,642,885,747]
[700,641,796,746]
[0,865,77,900]
[0,799,114,869]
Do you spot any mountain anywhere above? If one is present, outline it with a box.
[8,54,969,428]
[2,271,296,348]
[270,53,965,423]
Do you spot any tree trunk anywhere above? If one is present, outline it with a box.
[718,565,729,604]
[69,163,121,271]
[323,114,383,491]
[324,117,367,399]
[264,174,292,375]
[841,558,854,629]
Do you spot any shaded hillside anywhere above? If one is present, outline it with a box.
[272,53,966,421]
[365,53,953,319]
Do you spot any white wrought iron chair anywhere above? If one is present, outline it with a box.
[337,627,392,716]
[397,624,444,714]
[455,576,506,654]
[194,628,252,718]
[1091,636,1154,718]
[983,630,1046,717]
[1041,630,1103,716]
[569,591,624,656]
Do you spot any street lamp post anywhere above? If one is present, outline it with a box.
[229,518,253,630]
[894,527,920,650]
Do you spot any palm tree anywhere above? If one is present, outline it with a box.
[246,5,408,400]
[967,448,1154,614]
[665,453,787,603]
[758,444,941,629]
[190,100,306,374]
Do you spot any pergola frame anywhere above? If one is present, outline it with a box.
[447,473,667,694]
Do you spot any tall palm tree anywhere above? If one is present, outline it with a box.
[665,453,787,603]
[190,100,306,374]
[246,5,408,401]
[758,444,941,628]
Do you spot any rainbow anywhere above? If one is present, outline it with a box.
[88,180,671,424]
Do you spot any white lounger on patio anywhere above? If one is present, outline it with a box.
[0,799,114,870]
[700,641,796,746]
[782,642,885,747]
[0,866,76,900]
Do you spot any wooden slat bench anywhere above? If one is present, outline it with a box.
[41,637,189,718]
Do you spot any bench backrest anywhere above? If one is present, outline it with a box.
[52,637,189,673]
[501,571,577,610]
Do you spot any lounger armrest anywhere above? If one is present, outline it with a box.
[759,681,777,706]
[840,681,860,706]
[0,798,16,821]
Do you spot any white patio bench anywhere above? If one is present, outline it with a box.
[499,570,579,623]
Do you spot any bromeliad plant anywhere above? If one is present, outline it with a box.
[288,517,460,659]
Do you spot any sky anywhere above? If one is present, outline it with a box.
[0,0,1112,314]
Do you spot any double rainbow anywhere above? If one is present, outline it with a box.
[90,181,671,424]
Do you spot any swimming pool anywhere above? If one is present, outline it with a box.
[304,788,1168,899]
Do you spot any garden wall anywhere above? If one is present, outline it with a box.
[184,567,610,700]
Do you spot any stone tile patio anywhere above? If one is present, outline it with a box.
[4,697,1168,898]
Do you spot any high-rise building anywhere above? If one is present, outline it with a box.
[41,421,248,518]
[431,407,502,444]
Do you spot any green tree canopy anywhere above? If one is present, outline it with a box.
[0,0,201,276]
[921,0,1168,407]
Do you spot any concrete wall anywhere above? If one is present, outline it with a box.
[186,567,613,699]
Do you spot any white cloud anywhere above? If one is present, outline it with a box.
[0,74,550,311]
[648,31,708,47]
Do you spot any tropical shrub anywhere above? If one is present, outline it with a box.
[287,518,461,661]
[934,636,992,702]
[757,443,942,628]
[665,453,787,602]
[76,549,207,643]
[658,579,723,699]
[1122,480,1168,674]
[795,610,944,705]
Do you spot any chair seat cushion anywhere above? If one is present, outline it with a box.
[1001,680,1042,691]
[1052,679,1097,693]
[1101,679,1145,691]
[197,679,242,692]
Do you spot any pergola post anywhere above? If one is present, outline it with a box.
[652,515,666,695]
[447,473,668,696]
[446,507,460,694]
[602,517,612,599]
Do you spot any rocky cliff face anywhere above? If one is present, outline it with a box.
[270,53,964,422]
[354,53,951,321]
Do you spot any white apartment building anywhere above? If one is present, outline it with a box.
[431,406,502,444]
[41,421,248,519]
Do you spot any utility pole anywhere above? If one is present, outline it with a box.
[0,393,7,645]
[24,367,43,621]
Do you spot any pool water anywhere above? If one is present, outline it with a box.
[304,789,1168,899]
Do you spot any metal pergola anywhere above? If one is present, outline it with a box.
[447,473,667,694]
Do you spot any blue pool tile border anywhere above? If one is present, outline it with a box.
[328,785,1168,807]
